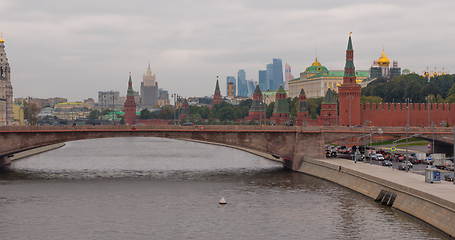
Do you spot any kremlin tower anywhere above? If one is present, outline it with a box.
[245,85,266,121]
[270,86,290,125]
[212,77,223,105]
[295,89,309,126]
[0,35,13,126]
[123,73,137,125]
[338,34,361,126]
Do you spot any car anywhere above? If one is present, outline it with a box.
[382,160,393,167]
[181,122,194,126]
[398,161,413,171]
[371,154,385,161]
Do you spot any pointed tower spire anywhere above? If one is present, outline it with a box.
[124,72,137,125]
[343,32,356,84]
[127,72,134,96]
[212,75,223,105]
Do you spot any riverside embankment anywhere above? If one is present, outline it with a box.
[182,139,455,237]
[0,143,65,167]
[299,158,455,238]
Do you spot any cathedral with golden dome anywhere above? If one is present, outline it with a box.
[370,50,401,80]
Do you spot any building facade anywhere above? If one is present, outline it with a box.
[0,36,13,126]
[288,57,369,99]
[98,91,121,110]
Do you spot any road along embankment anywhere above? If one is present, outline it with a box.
[299,158,455,238]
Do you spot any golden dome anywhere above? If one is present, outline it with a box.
[311,57,322,66]
[0,33,4,43]
[377,50,390,65]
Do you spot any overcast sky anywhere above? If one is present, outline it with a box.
[1,0,454,100]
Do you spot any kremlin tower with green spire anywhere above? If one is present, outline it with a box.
[338,33,361,126]
[123,73,137,125]
[245,85,266,121]
[270,86,290,125]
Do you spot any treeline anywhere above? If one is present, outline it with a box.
[138,98,325,123]
[362,73,455,103]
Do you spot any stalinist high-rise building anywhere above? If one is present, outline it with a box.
[0,35,13,126]
[140,64,159,109]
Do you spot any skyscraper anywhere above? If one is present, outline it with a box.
[0,36,13,126]
[246,80,256,97]
[237,69,247,97]
[258,70,268,91]
[266,64,273,91]
[140,64,159,109]
[284,63,294,90]
[271,58,284,90]
[226,76,236,97]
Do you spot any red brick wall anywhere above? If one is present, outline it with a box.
[361,103,455,127]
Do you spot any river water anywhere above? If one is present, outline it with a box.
[0,137,450,240]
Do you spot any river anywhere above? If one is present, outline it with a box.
[0,137,450,240]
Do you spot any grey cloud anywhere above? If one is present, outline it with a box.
[0,0,454,99]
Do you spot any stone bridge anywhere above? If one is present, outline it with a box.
[0,126,453,170]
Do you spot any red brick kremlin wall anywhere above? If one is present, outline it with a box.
[360,103,455,127]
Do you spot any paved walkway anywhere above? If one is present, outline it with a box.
[316,158,455,204]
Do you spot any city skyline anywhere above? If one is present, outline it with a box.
[1,0,455,100]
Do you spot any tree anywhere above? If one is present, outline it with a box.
[139,109,153,119]
[307,97,323,119]
[361,96,383,104]
[23,102,40,125]
[449,83,455,96]
[362,73,455,103]
[88,110,101,120]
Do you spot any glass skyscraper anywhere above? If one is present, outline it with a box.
[271,58,284,90]
[258,70,268,91]
[237,69,248,97]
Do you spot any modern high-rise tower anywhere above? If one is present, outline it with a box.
[271,58,284,90]
[258,70,268,91]
[284,62,294,90]
[237,69,248,97]
[0,36,13,126]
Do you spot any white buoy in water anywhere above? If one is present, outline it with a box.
[219,197,227,205]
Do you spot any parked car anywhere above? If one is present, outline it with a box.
[371,154,385,161]
[382,160,393,167]
[398,161,413,171]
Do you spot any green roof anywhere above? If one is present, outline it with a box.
[304,65,329,75]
